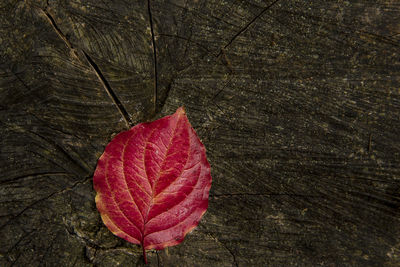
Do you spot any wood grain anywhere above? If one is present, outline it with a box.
[1,0,399,266]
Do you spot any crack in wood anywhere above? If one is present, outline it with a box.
[157,81,172,113]
[368,133,372,153]
[280,8,400,48]
[147,0,158,115]
[27,129,91,173]
[206,231,238,267]
[217,0,281,56]
[0,176,92,231]
[157,33,211,53]
[82,50,133,127]
[4,230,34,258]
[156,250,160,267]
[64,221,100,249]
[40,9,74,50]
[39,8,133,128]
[210,193,320,198]
[25,111,98,150]
[0,172,69,185]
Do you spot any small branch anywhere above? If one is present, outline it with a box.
[147,0,158,115]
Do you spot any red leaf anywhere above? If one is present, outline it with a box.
[93,107,212,263]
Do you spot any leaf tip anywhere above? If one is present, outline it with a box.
[176,106,186,115]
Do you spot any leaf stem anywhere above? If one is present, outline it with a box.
[142,245,148,264]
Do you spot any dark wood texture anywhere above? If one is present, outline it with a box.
[1,0,400,266]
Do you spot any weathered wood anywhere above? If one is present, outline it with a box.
[1,0,399,266]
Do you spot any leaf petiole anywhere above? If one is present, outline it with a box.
[142,245,148,264]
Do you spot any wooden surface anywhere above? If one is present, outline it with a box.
[1,0,400,266]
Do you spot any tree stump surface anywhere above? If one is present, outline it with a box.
[1,0,399,266]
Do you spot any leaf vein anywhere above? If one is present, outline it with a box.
[104,158,143,238]
[145,165,202,228]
